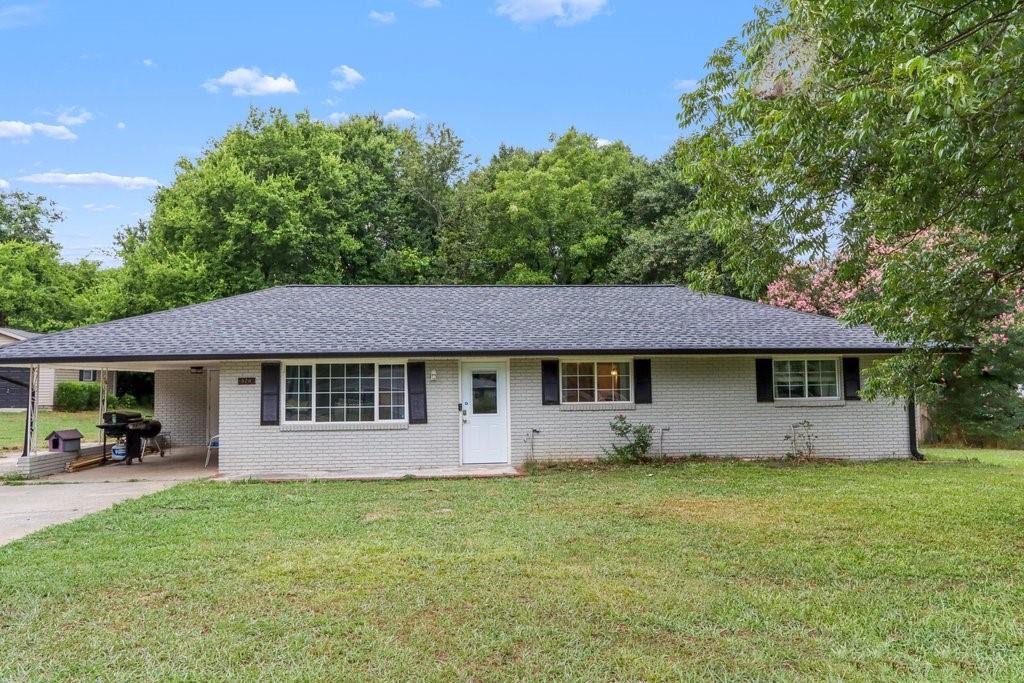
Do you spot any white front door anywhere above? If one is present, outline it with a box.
[460,362,509,464]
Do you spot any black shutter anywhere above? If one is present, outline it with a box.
[634,359,652,404]
[755,358,774,403]
[541,360,560,405]
[260,362,280,425]
[843,357,862,401]
[408,362,428,424]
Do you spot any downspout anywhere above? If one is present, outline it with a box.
[907,394,924,460]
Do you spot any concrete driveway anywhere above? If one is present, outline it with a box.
[0,447,215,545]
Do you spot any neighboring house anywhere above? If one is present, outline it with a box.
[0,327,99,410]
[0,286,918,477]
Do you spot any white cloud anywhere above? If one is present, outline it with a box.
[369,10,396,23]
[203,67,299,96]
[0,4,44,29]
[383,108,418,122]
[414,0,441,6]
[142,58,155,67]
[0,120,76,141]
[0,179,9,189]
[326,112,350,123]
[496,0,605,25]
[331,65,365,91]
[595,138,612,147]
[56,107,92,126]
[116,121,126,129]
[18,171,159,190]
[672,78,698,92]
[83,202,117,212]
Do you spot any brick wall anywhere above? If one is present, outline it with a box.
[509,356,910,463]
[218,360,460,478]
[154,369,207,447]
[213,355,908,477]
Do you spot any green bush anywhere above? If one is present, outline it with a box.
[604,415,655,463]
[54,381,102,411]
[107,393,138,410]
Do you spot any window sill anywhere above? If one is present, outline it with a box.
[559,402,635,412]
[280,421,409,432]
[774,399,845,408]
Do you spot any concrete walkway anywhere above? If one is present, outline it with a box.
[0,480,177,545]
[0,447,215,546]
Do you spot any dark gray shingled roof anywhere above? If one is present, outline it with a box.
[0,327,39,340]
[0,285,903,363]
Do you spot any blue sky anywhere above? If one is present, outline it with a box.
[0,0,755,264]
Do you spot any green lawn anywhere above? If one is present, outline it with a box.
[2,449,1023,680]
[0,409,102,450]
[0,407,155,451]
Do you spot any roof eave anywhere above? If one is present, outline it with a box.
[0,346,908,365]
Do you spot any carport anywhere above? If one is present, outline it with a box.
[16,359,221,478]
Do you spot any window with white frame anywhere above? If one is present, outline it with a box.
[773,359,839,399]
[561,360,632,403]
[283,362,407,423]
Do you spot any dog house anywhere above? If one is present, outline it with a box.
[46,429,83,453]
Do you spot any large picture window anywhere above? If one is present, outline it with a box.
[773,359,839,399]
[561,360,632,403]
[283,362,407,423]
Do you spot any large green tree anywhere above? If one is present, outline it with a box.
[680,0,1024,399]
[0,190,101,331]
[437,130,642,284]
[117,109,465,314]
[0,191,62,244]
[0,241,100,331]
[608,143,737,292]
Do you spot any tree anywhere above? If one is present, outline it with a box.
[679,0,1024,400]
[437,130,641,284]
[764,251,1024,443]
[0,191,62,244]
[763,257,855,317]
[608,144,737,292]
[0,241,99,331]
[119,108,465,312]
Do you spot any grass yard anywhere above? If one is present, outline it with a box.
[0,410,102,451]
[0,407,155,451]
[2,448,1024,680]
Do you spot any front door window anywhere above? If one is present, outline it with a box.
[472,372,498,414]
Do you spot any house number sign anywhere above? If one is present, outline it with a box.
[237,377,256,385]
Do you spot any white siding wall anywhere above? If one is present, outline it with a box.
[154,369,207,447]
[218,360,460,478]
[35,367,57,409]
[510,357,909,462]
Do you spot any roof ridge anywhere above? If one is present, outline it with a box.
[277,283,682,288]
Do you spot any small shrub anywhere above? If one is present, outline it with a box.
[107,393,138,410]
[784,420,818,460]
[54,381,101,411]
[604,415,654,463]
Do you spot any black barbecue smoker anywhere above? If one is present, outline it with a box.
[95,411,162,465]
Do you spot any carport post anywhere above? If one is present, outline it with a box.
[98,369,109,459]
[21,365,39,458]
[99,369,108,419]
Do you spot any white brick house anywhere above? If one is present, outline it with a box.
[0,286,919,477]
